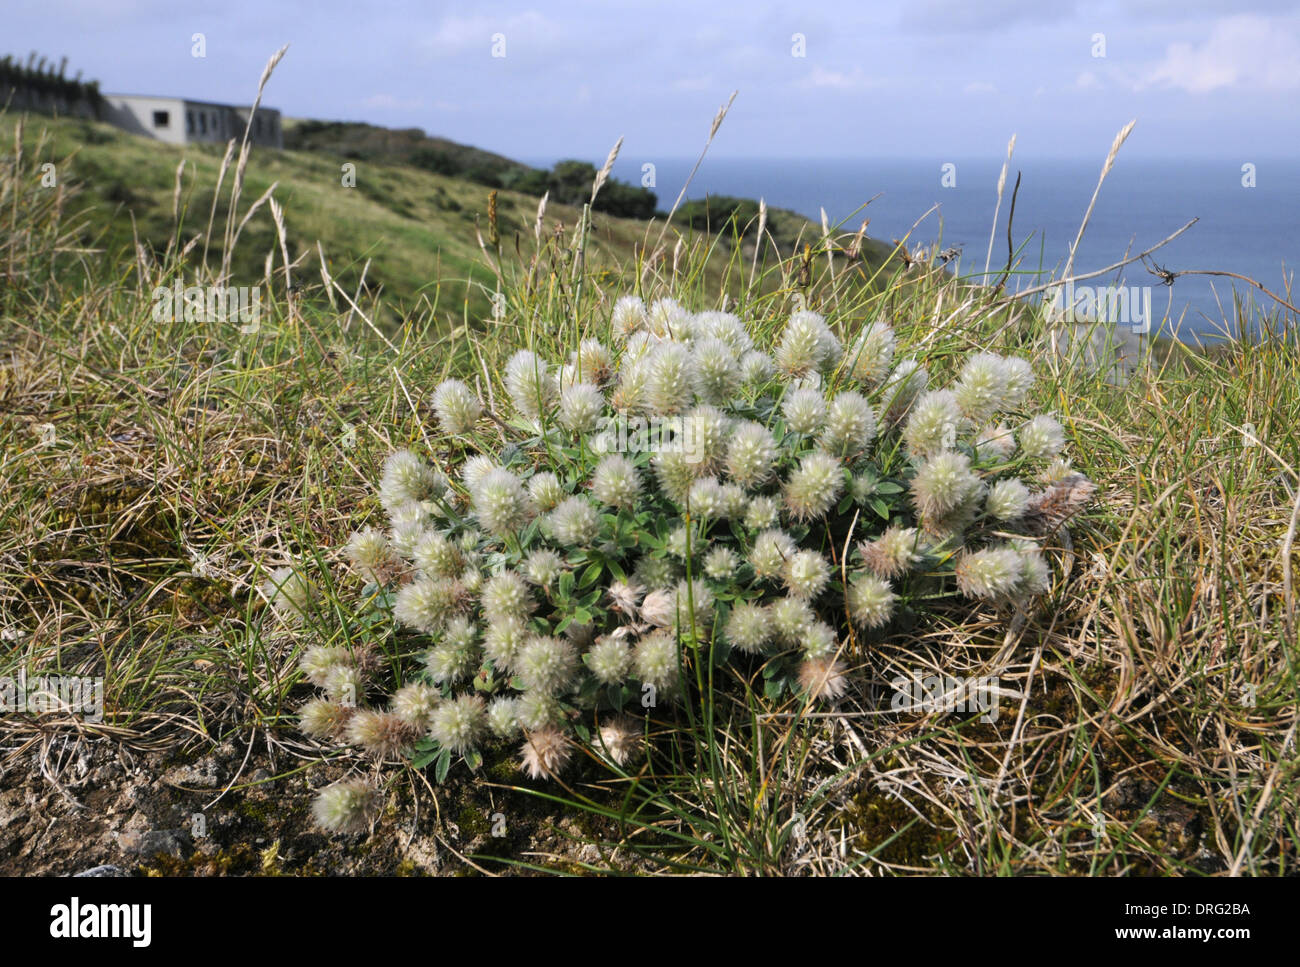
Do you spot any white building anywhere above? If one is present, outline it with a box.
[101,94,282,148]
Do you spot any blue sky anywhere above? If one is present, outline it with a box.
[10,0,1300,161]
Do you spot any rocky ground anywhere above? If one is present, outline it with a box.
[0,735,623,876]
[1,722,1234,876]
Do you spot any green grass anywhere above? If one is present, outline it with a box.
[14,112,893,334]
[3,102,1298,876]
[15,113,609,324]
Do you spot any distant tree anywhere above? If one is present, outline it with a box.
[538,159,656,218]
[502,168,549,195]
[547,160,598,206]
[595,180,657,219]
[463,165,503,188]
[674,194,805,250]
[409,149,459,176]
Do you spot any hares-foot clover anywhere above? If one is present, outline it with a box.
[282,298,1094,829]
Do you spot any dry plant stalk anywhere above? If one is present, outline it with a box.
[654,90,738,251]
[590,136,623,205]
[1062,119,1136,282]
[219,44,289,284]
[983,132,1016,278]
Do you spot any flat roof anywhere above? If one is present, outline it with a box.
[103,93,279,112]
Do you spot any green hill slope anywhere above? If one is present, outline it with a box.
[12,112,897,327]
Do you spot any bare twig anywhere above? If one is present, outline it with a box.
[1144,263,1300,316]
[1007,218,1198,303]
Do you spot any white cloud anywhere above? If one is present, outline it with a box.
[361,93,425,111]
[962,80,997,94]
[1140,15,1300,92]
[900,0,1078,33]
[426,11,559,55]
[803,66,885,91]
[672,75,714,92]
[1073,70,1100,90]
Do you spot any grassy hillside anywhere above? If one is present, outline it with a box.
[281,118,836,252]
[282,117,534,183]
[15,114,625,322]
[16,113,896,333]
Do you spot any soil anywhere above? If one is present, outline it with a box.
[0,735,622,876]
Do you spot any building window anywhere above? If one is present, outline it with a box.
[199,113,207,134]
[152,110,170,128]
[186,110,195,134]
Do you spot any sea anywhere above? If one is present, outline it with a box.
[530,155,1300,343]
